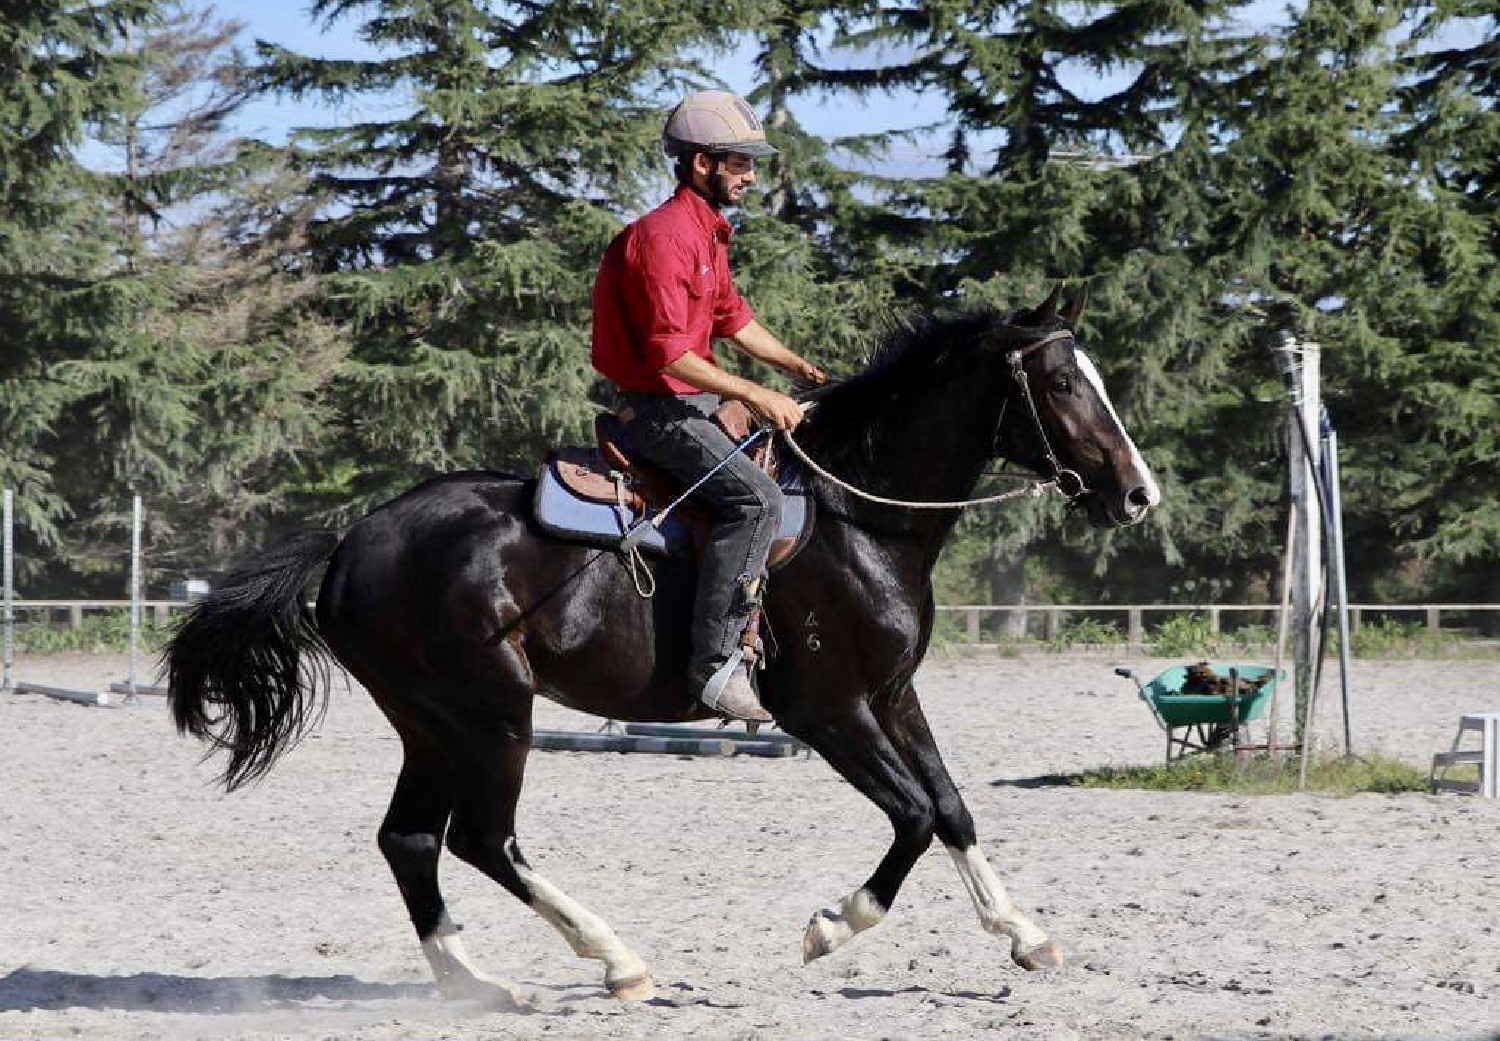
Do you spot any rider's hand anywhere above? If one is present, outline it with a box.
[748,387,805,431]
[793,359,827,385]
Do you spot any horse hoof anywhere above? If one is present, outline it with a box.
[1013,940,1065,971]
[802,922,836,964]
[607,973,656,1001]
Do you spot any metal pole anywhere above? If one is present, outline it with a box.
[127,495,141,705]
[1322,418,1354,756]
[1267,501,1298,757]
[3,489,13,693]
[1276,334,1322,762]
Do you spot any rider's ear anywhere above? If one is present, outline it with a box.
[1061,284,1088,326]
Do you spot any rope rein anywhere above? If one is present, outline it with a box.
[776,327,1080,511]
[777,428,1058,509]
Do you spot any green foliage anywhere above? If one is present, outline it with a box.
[0,0,160,568]
[3,0,1499,617]
[14,610,168,656]
[1343,617,1458,660]
[1044,617,1124,651]
[1148,614,1223,657]
[1070,752,1429,795]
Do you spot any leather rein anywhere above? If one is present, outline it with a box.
[778,326,1089,511]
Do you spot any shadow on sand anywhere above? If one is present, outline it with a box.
[0,966,434,1014]
[988,774,1077,789]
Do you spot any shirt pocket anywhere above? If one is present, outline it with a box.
[686,259,714,300]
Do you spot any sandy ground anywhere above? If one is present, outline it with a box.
[1,651,1497,1041]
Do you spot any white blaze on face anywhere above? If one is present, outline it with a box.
[1074,349,1161,505]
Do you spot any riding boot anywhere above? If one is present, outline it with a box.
[700,652,773,723]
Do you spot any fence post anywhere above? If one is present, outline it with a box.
[127,495,142,704]
[2,488,11,692]
[69,605,82,629]
[1426,607,1441,635]
[1045,609,1061,641]
[966,609,980,645]
[1128,608,1143,650]
[1210,607,1221,634]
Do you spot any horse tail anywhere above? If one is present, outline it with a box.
[166,530,342,792]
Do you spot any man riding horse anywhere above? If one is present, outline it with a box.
[591,90,826,722]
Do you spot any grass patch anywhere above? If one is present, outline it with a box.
[1343,617,1460,658]
[12,610,170,655]
[1044,617,1125,651]
[1063,752,1430,796]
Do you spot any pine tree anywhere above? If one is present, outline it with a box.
[845,1,1275,607]
[1373,3,1500,605]
[727,0,928,385]
[252,1,737,516]
[0,0,157,583]
[8,3,339,590]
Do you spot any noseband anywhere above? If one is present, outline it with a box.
[997,327,1090,501]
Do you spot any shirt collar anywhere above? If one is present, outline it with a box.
[673,184,733,243]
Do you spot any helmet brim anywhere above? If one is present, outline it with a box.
[665,136,779,159]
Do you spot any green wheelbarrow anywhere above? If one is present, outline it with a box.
[1114,662,1280,761]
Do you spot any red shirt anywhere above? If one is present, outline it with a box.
[591,186,756,395]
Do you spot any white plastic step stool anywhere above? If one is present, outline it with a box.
[1430,712,1500,798]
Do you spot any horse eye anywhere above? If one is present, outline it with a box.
[1052,375,1072,394]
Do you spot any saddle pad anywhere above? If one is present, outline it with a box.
[533,449,810,560]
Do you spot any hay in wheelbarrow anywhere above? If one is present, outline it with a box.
[1114,662,1280,761]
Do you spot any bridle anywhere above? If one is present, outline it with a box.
[995,326,1090,501]
[778,324,1093,511]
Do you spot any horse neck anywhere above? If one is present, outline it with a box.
[803,372,1000,549]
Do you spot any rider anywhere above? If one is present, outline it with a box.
[591,90,826,722]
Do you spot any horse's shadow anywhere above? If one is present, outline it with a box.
[0,966,433,1014]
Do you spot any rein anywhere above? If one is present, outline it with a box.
[779,327,1087,511]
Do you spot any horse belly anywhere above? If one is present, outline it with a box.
[520,555,708,723]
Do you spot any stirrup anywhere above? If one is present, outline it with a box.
[700,652,772,723]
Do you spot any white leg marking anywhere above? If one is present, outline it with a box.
[802,886,887,963]
[421,926,527,1005]
[947,845,1052,957]
[1075,350,1161,504]
[506,840,652,996]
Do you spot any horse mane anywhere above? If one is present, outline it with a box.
[799,303,1056,465]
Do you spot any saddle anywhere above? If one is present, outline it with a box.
[532,400,813,571]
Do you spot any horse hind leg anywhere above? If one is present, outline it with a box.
[377,727,527,1006]
[444,724,655,1001]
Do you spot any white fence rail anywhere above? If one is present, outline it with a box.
[5,600,1499,646]
[934,603,1500,646]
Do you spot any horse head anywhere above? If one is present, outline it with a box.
[989,286,1160,528]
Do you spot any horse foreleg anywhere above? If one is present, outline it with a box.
[880,686,1062,970]
[782,703,937,963]
[445,730,654,1001]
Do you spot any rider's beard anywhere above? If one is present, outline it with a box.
[708,167,742,208]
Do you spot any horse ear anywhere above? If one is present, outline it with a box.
[1061,283,1089,325]
[1035,283,1063,324]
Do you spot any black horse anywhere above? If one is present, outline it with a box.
[167,287,1158,1005]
